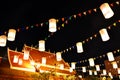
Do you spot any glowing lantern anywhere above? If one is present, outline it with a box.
[89,58,95,66]
[76,42,83,53]
[118,68,120,74]
[82,67,86,72]
[71,62,76,69]
[49,18,57,32]
[103,69,107,75]
[30,60,35,66]
[100,3,114,19]
[112,61,118,69]
[18,58,23,65]
[107,52,114,61]
[0,35,7,47]
[95,65,100,71]
[89,70,92,75]
[94,71,97,75]
[39,40,45,51]
[42,57,46,65]
[70,67,73,72]
[56,52,62,61]
[23,49,29,60]
[13,55,19,63]
[99,28,110,41]
[60,64,64,70]
[7,29,16,41]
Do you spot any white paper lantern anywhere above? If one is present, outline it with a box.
[112,61,118,69]
[99,28,110,41]
[56,52,62,61]
[23,49,29,60]
[71,62,76,69]
[70,67,73,72]
[13,55,19,63]
[95,65,100,71]
[94,71,97,75]
[89,58,95,66]
[39,40,45,51]
[42,57,46,65]
[89,70,92,75]
[118,68,120,74]
[103,69,107,75]
[18,58,23,65]
[49,18,57,32]
[107,52,114,61]
[76,42,83,53]
[0,35,7,47]
[100,3,114,19]
[60,64,64,70]
[8,29,16,41]
[82,67,86,72]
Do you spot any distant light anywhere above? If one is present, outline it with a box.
[107,52,114,61]
[0,35,7,47]
[112,61,118,69]
[23,49,29,60]
[39,40,45,51]
[88,58,95,66]
[71,62,76,69]
[42,57,46,65]
[56,52,62,61]
[99,28,110,42]
[13,55,19,63]
[76,42,83,53]
[49,18,57,32]
[95,65,100,71]
[89,70,92,75]
[100,3,114,19]
[82,66,86,72]
[7,29,16,41]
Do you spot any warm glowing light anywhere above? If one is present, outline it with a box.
[82,66,86,72]
[112,61,118,69]
[42,57,46,65]
[89,58,95,66]
[89,70,92,75]
[60,64,64,70]
[100,3,114,19]
[71,62,76,69]
[0,35,7,47]
[70,67,73,72]
[107,52,114,61]
[99,28,110,41]
[118,68,120,74]
[7,29,16,41]
[13,55,19,63]
[49,18,57,32]
[94,71,97,75]
[56,52,62,61]
[23,49,29,60]
[95,65,100,71]
[103,69,107,75]
[18,58,23,65]
[39,40,45,51]
[76,42,83,53]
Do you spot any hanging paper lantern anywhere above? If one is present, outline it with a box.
[70,67,73,72]
[0,35,7,47]
[39,40,45,51]
[49,18,57,32]
[23,49,29,60]
[103,69,107,75]
[56,52,62,61]
[95,65,100,71]
[94,71,97,75]
[112,61,118,69]
[89,58,95,66]
[71,62,76,69]
[42,57,46,65]
[13,55,19,63]
[99,28,110,41]
[7,29,16,41]
[118,68,120,74]
[60,64,64,70]
[89,70,92,75]
[76,42,83,53]
[82,67,86,72]
[107,52,114,61]
[18,58,23,65]
[100,3,114,19]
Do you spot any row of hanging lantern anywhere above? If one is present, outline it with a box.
[0,29,16,47]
